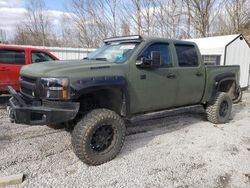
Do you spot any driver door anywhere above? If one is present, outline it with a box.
[128,42,178,114]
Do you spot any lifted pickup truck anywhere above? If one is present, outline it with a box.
[8,35,241,165]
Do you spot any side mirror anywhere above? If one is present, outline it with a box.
[150,51,161,67]
[136,51,161,68]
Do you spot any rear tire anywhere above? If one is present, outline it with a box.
[206,92,232,124]
[72,109,126,166]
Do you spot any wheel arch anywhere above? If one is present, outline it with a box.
[71,76,130,117]
[211,73,238,101]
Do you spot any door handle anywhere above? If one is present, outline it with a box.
[166,73,176,79]
[196,72,203,76]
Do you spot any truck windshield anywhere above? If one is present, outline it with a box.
[87,42,139,63]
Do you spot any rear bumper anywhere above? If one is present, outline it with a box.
[8,86,80,125]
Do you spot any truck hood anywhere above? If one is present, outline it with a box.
[20,60,117,79]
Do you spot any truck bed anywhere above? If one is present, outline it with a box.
[202,65,240,103]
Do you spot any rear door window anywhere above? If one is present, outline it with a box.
[32,51,55,63]
[0,49,25,65]
[175,44,198,67]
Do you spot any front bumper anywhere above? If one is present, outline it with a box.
[8,86,80,125]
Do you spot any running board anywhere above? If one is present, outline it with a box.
[129,105,203,123]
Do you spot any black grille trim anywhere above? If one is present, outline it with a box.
[20,76,37,98]
[21,76,37,84]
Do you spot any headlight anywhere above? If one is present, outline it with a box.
[39,78,70,99]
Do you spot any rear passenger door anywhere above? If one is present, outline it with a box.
[0,49,25,91]
[174,44,205,106]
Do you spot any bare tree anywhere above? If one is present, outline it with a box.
[26,0,52,46]
[243,20,250,39]
[13,0,249,47]
[155,0,183,38]
[68,0,117,47]
[14,0,56,46]
[68,0,96,47]
[181,0,192,38]
[119,0,142,35]
[105,0,119,36]
[120,20,130,36]
[120,0,159,36]
[183,0,217,37]
[211,0,250,36]
[225,0,250,33]
[0,29,7,43]
[59,14,80,47]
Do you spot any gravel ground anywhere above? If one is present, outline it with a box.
[0,92,250,188]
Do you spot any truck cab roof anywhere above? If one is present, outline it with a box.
[103,35,197,46]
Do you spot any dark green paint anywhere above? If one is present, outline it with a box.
[20,38,240,115]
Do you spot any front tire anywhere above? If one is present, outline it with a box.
[72,109,126,166]
[206,92,232,124]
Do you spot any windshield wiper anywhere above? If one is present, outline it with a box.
[83,57,89,60]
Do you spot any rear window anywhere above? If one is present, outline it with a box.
[0,49,25,65]
[175,44,198,67]
[32,51,55,63]
[203,55,221,65]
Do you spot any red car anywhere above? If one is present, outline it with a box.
[0,45,59,94]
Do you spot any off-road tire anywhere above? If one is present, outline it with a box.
[72,109,126,166]
[232,87,242,104]
[206,92,232,124]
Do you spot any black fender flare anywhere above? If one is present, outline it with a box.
[71,76,130,116]
[211,72,236,100]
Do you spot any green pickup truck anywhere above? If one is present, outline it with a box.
[8,35,241,165]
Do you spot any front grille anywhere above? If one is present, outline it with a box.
[20,76,37,98]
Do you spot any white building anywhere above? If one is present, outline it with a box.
[186,34,250,88]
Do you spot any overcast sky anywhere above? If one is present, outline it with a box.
[0,0,67,39]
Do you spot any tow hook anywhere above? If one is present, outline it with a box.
[7,106,15,123]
